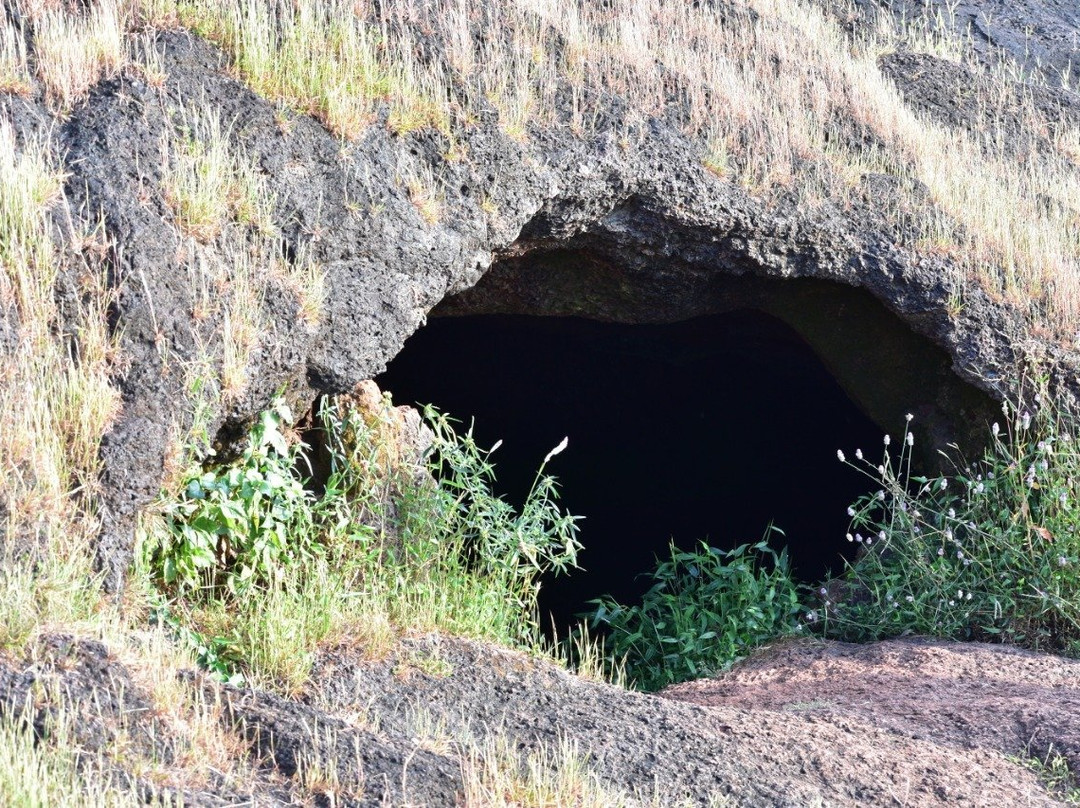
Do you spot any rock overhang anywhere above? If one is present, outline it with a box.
[3,3,1076,588]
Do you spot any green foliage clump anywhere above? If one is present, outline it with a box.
[140,394,582,688]
[588,536,805,692]
[413,415,582,645]
[146,400,316,598]
[832,398,1080,653]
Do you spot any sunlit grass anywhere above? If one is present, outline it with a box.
[0,117,120,650]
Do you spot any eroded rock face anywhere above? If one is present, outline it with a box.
[4,632,1072,806]
[851,0,1080,83]
[3,1,1079,586]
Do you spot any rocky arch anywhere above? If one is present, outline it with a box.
[46,31,1059,588]
[378,234,1001,627]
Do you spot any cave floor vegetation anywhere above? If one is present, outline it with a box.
[138,393,586,691]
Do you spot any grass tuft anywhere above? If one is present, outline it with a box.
[0,117,119,652]
[461,735,633,808]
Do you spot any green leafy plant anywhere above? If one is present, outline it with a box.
[832,395,1080,651]
[143,399,317,598]
[149,602,245,686]
[588,534,805,692]
[397,411,583,646]
[141,394,585,686]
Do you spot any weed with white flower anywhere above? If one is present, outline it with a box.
[831,391,1080,653]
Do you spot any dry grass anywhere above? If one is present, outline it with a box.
[160,107,275,242]
[8,0,1075,327]
[0,708,142,807]
[0,15,32,96]
[404,162,445,225]
[75,0,1066,337]
[461,735,637,808]
[0,117,120,649]
[117,624,252,792]
[158,104,323,404]
[27,0,127,110]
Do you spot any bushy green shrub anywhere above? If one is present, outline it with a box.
[588,535,805,691]
[140,394,583,686]
[143,400,317,598]
[832,398,1080,653]
[410,412,582,643]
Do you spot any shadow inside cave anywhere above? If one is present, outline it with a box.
[377,310,892,634]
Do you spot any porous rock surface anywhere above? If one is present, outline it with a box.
[3,632,1075,805]
[2,0,1078,583]
[3,1,1080,804]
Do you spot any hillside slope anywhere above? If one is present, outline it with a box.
[2,0,1080,805]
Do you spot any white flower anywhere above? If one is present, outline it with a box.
[884,434,891,446]
[856,533,864,543]
[939,478,948,490]
[878,531,886,541]
[992,422,1000,437]
[906,432,914,447]
[846,533,854,542]
[543,436,569,464]
[937,547,945,556]
[905,595,914,603]
[837,449,846,462]
[855,448,864,460]
[905,413,914,422]
[1060,556,1069,567]
[1021,412,1032,430]
[847,506,856,517]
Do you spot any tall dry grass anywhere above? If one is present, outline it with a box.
[6,0,1077,327]
[0,116,121,648]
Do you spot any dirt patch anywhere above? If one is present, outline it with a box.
[663,637,1080,805]
[310,634,1072,806]
[2,633,1076,805]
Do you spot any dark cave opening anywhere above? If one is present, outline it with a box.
[376,309,889,633]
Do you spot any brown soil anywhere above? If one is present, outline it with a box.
[662,637,1080,805]
[307,633,1080,806]
[5,633,1078,805]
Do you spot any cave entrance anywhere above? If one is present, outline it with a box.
[377,309,890,632]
